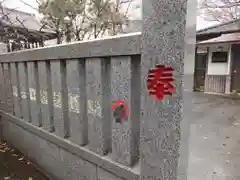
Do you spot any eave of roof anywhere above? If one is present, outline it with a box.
[197,19,235,33]
[0,21,57,41]
[197,32,240,45]
[197,19,240,36]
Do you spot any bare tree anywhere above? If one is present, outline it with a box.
[88,0,111,39]
[109,0,133,35]
[67,0,136,40]
[65,0,92,41]
[38,0,67,44]
[18,0,138,44]
[198,0,240,22]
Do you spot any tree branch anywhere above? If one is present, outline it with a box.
[19,0,39,11]
[198,0,240,22]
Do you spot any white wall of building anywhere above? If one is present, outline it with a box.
[198,43,232,75]
[207,43,231,75]
[208,62,228,75]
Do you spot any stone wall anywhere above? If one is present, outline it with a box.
[0,34,141,180]
[2,118,134,180]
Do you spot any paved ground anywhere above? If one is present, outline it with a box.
[188,92,240,180]
[0,142,50,180]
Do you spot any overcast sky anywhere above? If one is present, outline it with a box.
[3,0,218,31]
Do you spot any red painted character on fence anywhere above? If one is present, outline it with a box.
[147,64,176,100]
[112,100,129,123]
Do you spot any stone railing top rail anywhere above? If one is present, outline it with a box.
[0,32,142,63]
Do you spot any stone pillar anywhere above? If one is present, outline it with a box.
[180,0,197,179]
[225,44,232,93]
[0,43,7,143]
[0,43,7,109]
[184,0,197,91]
[140,0,196,180]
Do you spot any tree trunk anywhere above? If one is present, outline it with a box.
[112,23,116,35]
[94,24,97,39]
[56,31,62,44]
[66,24,71,43]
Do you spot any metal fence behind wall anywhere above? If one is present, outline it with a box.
[6,41,44,52]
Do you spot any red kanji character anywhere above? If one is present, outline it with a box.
[147,64,176,100]
[112,100,129,123]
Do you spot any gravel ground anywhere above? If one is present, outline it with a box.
[0,141,50,180]
[188,93,240,180]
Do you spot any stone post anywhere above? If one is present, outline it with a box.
[140,0,196,180]
[180,0,197,179]
[0,43,7,143]
[225,44,232,93]
[0,43,7,108]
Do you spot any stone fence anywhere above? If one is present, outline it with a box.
[0,0,196,179]
[0,32,144,180]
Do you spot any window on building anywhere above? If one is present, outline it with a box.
[211,51,228,63]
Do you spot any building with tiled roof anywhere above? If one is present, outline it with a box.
[0,7,57,51]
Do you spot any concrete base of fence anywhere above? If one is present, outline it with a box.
[1,111,139,180]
